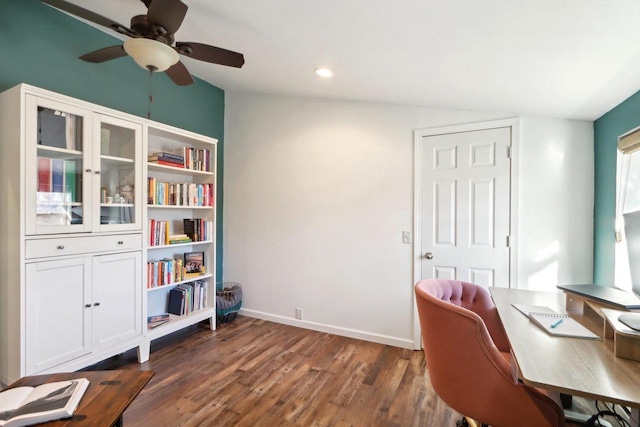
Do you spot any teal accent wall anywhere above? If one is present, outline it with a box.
[594,90,640,285]
[0,0,225,282]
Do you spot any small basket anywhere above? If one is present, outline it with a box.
[216,282,242,324]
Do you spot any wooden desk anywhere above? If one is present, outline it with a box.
[490,288,640,424]
[5,370,154,426]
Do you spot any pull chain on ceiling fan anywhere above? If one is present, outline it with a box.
[42,0,245,88]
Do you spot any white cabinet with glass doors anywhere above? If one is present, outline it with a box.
[24,95,143,235]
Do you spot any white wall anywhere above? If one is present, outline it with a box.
[223,92,594,348]
[516,118,594,291]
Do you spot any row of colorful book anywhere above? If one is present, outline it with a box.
[148,218,212,246]
[147,178,214,207]
[147,257,185,288]
[183,218,214,242]
[167,280,208,316]
[37,157,80,201]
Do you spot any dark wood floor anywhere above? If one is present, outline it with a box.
[87,316,625,426]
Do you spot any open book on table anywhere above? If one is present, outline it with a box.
[0,378,89,427]
[511,304,600,340]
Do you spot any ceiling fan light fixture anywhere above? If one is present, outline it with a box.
[123,38,179,72]
[315,68,333,78]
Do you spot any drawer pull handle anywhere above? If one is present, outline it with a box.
[93,302,101,307]
[85,304,92,308]
[95,170,101,175]
[57,245,65,250]
[117,241,124,245]
[85,168,92,173]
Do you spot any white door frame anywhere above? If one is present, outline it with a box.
[412,118,520,349]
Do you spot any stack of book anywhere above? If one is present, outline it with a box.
[168,234,192,245]
[148,151,184,168]
[147,313,170,329]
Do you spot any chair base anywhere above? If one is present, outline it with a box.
[456,417,487,427]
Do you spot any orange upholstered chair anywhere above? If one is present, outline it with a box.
[415,279,565,427]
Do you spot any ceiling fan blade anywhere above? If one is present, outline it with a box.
[79,45,127,63]
[42,0,132,35]
[175,42,245,68]
[147,0,188,35]
[165,61,195,86]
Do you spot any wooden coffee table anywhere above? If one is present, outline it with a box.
[5,370,154,426]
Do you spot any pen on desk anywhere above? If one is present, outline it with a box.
[550,319,563,328]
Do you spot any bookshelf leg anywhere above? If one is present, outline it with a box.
[208,316,215,330]
[137,341,150,363]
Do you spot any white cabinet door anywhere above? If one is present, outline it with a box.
[25,95,94,235]
[94,114,143,233]
[92,251,142,349]
[25,258,92,375]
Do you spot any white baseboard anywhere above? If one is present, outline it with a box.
[239,309,414,349]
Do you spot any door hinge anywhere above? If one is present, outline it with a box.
[507,146,511,159]
[506,236,510,247]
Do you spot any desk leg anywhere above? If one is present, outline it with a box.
[631,407,639,427]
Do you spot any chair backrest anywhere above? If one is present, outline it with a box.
[415,279,565,427]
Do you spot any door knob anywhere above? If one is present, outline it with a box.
[425,252,434,260]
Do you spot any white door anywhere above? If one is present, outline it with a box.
[93,251,142,349]
[25,257,92,375]
[419,126,512,287]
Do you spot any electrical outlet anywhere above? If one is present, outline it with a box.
[402,231,411,244]
[295,308,303,320]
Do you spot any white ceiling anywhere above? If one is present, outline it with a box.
[57,0,640,120]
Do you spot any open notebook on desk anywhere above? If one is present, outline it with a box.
[512,304,600,340]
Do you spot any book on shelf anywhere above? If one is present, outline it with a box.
[167,281,208,316]
[63,160,76,201]
[168,234,192,244]
[37,157,51,192]
[148,219,170,246]
[0,378,89,427]
[183,219,213,242]
[183,265,206,279]
[147,178,214,207]
[147,313,171,329]
[169,238,192,244]
[147,257,184,288]
[150,152,184,163]
[183,251,204,275]
[148,159,184,168]
[168,288,185,315]
[174,147,211,172]
[51,159,64,193]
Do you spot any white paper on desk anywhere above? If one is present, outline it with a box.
[511,304,557,317]
[528,312,600,340]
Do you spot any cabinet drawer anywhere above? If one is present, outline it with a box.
[26,234,142,259]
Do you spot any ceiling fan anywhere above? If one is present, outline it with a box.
[42,0,245,86]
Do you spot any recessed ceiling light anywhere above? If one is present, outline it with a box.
[315,68,333,78]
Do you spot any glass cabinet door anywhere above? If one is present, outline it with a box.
[25,95,93,235]
[95,115,142,232]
